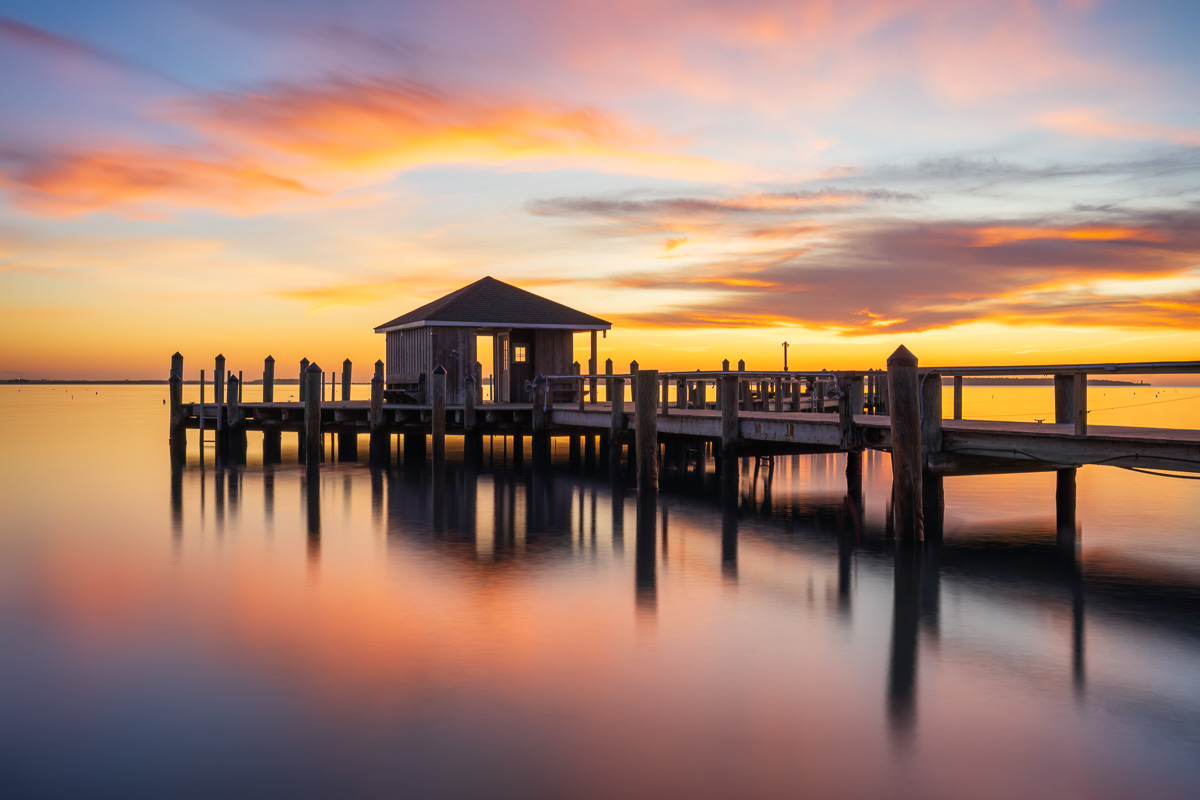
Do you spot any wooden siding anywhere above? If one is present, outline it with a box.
[430,326,477,405]
[386,327,432,384]
[534,329,574,378]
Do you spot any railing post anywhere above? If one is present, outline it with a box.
[953,375,962,420]
[431,365,446,461]
[573,361,584,411]
[675,378,686,410]
[304,363,322,464]
[887,346,922,542]
[635,370,659,494]
[589,331,598,404]
[660,374,669,415]
[718,375,739,460]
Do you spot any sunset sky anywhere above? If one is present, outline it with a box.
[2,0,1198,379]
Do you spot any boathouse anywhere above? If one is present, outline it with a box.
[374,276,611,404]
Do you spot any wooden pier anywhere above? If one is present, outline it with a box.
[168,350,1200,543]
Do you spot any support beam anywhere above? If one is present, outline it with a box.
[888,346,923,542]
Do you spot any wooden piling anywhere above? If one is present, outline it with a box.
[696,376,707,410]
[1073,373,1087,436]
[465,373,477,432]
[171,352,184,382]
[635,370,659,493]
[887,346,923,542]
[342,359,352,401]
[263,356,275,403]
[921,371,944,537]
[169,370,185,456]
[815,378,826,414]
[661,374,670,415]
[1054,373,1079,550]
[299,358,309,401]
[431,364,446,461]
[675,378,685,410]
[629,360,639,401]
[214,354,226,436]
[719,375,739,460]
[369,372,386,464]
[737,359,748,409]
[952,375,963,420]
[605,358,613,402]
[304,363,322,464]
[227,373,246,462]
[609,376,626,466]
[573,361,584,411]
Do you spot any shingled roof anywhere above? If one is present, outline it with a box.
[374,276,611,332]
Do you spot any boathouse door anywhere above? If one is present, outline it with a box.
[509,329,536,403]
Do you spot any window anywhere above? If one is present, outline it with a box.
[513,345,528,363]
[502,340,509,370]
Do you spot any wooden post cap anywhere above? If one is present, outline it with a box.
[306,362,321,373]
[533,374,544,383]
[432,364,446,375]
[465,373,475,383]
[371,373,383,383]
[887,345,917,367]
[265,355,274,362]
[375,359,383,368]
[216,354,225,363]
[169,373,182,383]
[172,351,183,359]
[343,358,352,367]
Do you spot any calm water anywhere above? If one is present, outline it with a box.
[3,384,1200,799]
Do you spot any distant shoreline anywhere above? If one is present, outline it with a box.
[2,376,1152,387]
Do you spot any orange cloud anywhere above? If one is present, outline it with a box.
[0,147,313,216]
[969,225,1173,248]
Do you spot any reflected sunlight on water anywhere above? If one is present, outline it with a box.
[1,385,1199,799]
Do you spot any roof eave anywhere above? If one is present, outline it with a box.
[375,319,612,334]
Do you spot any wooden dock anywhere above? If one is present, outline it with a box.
[168,350,1200,543]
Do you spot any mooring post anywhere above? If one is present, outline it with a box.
[1054,373,1079,551]
[887,346,923,542]
[838,376,856,451]
[921,371,944,539]
[629,360,639,402]
[609,376,626,467]
[171,352,184,382]
[635,369,660,494]
[1073,373,1087,436]
[953,375,963,420]
[304,363,322,464]
[465,373,477,432]
[342,359,352,401]
[660,374,670,416]
[262,355,275,403]
[605,358,613,403]
[431,364,446,462]
[718,375,739,465]
[675,378,685,410]
[299,358,309,401]
[227,373,247,463]
[737,360,748,410]
[849,375,865,417]
[369,372,386,464]
[169,369,185,459]
[816,377,826,414]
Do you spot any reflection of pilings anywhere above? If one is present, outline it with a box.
[305,464,321,564]
[170,458,183,541]
[836,524,854,618]
[264,466,275,529]
[721,476,738,581]
[635,492,657,615]
[214,465,226,531]
[1056,468,1078,556]
[611,480,625,555]
[888,544,922,747]
[371,466,383,530]
[1072,566,1086,697]
[404,433,426,469]
[432,458,447,534]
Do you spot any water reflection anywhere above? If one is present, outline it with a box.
[153,445,1200,796]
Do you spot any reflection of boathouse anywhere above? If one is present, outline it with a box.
[374,276,611,405]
